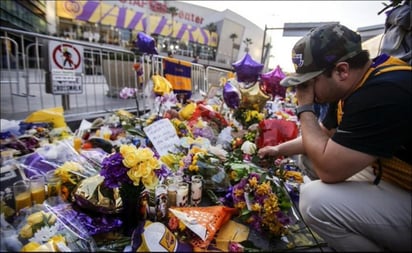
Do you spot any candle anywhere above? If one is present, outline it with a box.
[13,180,32,212]
[155,184,168,221]
[30,174,46,204]
[167,184,177,207]
[190,175,203,206]
[176,182,188,207]
[73,136,82,152]
[45,170,61,198]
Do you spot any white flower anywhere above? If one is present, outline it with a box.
[241,140,256,155]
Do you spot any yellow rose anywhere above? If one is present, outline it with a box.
[138,148,155,161]
[21,242,40,252]
[26,211,44,225]
[136,163,152,178]
[142,171,159,189]
[127,168,142,185]
[46,212,57,225]
[120,145,139,168]
[19,224,33,238]
[147,158,161,170]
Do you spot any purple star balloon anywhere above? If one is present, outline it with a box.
[260,65,287,98]
[232,53,264,83]
[136,32,158,55]
[223,78,241,109]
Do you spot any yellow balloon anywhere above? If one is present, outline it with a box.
[239,82,270,111]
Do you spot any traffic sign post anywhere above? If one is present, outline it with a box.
[46,41,84,95]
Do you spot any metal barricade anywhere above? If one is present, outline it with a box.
[0,26,144,124]
[1,26,232,126]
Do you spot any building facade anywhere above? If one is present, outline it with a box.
[0,0,48,34]
[1,0,265,70]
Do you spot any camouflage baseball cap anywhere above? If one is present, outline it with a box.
[281,24,362,87]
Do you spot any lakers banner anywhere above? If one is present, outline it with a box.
[163,58,192,97]
[56,0,217,46]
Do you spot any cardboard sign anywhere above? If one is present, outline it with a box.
[143,119,180,156]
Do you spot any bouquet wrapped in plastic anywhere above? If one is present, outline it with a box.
[2,200,97,252]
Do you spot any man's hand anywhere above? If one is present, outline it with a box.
[296,80,315,105]
[257,145,280,159]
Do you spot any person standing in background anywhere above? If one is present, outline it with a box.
[192,55,199,63]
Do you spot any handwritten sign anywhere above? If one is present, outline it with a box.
[143,119,180,156]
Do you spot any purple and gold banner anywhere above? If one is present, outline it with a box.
[163,58,192,95]
[56,0,218,46]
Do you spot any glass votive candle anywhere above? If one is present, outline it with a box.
[155,184,168,221]
[167,183,178,208]
[13,180,32,212]
[45,170,61,198]
[73,136,82,152]
[190,175,203,206]
[173,171,184,184]
[29,174,46,204]
[176,182,189,207]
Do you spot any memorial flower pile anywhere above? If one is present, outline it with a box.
[100,144,169,199]
[227,171,291,237]
[233,108,265,129]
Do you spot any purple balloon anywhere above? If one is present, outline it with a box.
[232,53,264,83]
[136,32,158,55]
[260,65,287,98]
[223,79,241,109]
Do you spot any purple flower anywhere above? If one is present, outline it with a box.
[100,152,132,188]
[192,126,217,143]
[155,164,171,181]
[249,213,263,232]
[276,211,291,225]
[228,241,245,252]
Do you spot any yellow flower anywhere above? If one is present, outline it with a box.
[230,171,238,180]
[19,224,33,238]
[188,164,199,172]
[160,154,180,169]
[141,171,159,189]
[248,176,258,188]
[49,234,66,244]
[284,171,303,183]
[21,242,41,252]
[26,211,44,225]
[190,146,206,155]
[235,201,246,209]
[48,235,66,251]
[120,145,140,168]
[256,181,272,196]
[147,157,161,170]
[138,147,156,161]
[251,203,262,212]
[55,161,83,184]
[234,188,244,198]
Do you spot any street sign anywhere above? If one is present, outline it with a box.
[47,71,83,94]
[49,41,83,72]
[47,40,84,94]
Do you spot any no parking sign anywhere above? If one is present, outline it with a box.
[46,41,84,94]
